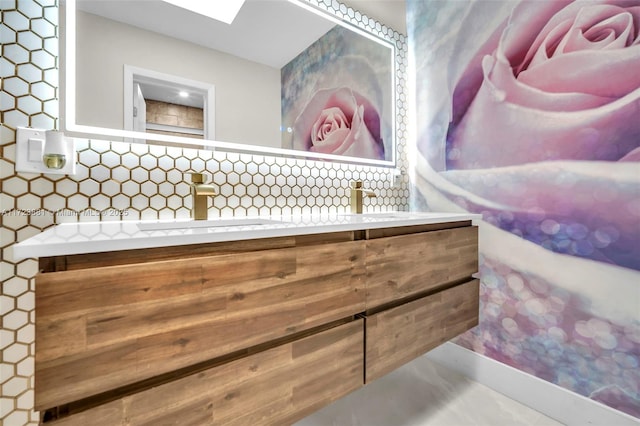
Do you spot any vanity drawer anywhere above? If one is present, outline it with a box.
[35,239,366,409]
[365,226,478,309]
[45,320,364,426]
[365,279,479,382]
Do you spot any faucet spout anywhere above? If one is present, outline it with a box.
[350,181,377,214]
[190,173,217,220]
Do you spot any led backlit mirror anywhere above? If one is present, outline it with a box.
[63,0,400,166]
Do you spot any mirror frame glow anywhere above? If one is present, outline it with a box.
[62,0,403,167]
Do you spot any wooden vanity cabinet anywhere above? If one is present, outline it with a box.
[363,222,479,382]
[365,279,479,382]
[35,222,479,425]
[35,233,366,410]
[365,222,478,308]
[45,320,364,426]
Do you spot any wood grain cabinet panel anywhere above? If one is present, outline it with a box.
[365,226,478,308]
[35,240,366,409]
[46,320,364,426]
[365,279,479,382]
[35,224,480,423]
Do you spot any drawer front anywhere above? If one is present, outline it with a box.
[36,240,366,409]
[46,320,364,426]
[365,279,479,382]
[366,226,478,308]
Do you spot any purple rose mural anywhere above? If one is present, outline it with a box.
[409,0,640,418]
[281,25,393,162]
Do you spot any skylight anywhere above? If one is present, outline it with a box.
[161,0,246,25]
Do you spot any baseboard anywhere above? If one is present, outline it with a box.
[426,342,640,426]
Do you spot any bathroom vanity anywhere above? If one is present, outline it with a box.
[14,212,479,425]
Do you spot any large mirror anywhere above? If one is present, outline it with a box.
[63,0,398,166]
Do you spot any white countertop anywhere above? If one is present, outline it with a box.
[12,211,481,259]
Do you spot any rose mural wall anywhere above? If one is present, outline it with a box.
[408,0,640,418]
[281,25,393,161]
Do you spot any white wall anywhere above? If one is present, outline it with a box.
[76,11,282,148]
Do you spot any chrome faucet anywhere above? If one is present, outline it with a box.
[189,172,217,220]
[350,181,376,214]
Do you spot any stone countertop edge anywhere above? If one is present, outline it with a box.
[12,212,482,259]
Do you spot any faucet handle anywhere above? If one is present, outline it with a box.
[350,180,363,189]
[190,172,205,183]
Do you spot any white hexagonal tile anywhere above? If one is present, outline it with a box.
[1,295,16,316]
[101,180,120,197]
[119,180,139,197]
[174,182,190,197]
[2,410,29,426]
[0,396,15,418]
[111,194,130,211]
[149,168,166,184]
[156,182,173,197]
[29,212,54,230]
[78,149,100,168]
[16,322,35,343]
[90,194,110,211]
[79,179,99,197]
[15,260,37,280]
[16,389,34,410]
[3,46,30,70]
[30,80,55,101]
[149,195,166,210]
[212,196,225,210]
[131,194,149,210]
[99,150,120,168]
[3,176,28,196]
[131,167,149,184]
[30,111,56,129]
[3,11,29,31]
[2,212,28,231]
[140,154,158,170]
[0,261,15,282]
[16,94,42,116]
[140,181,157,197]
[110,165,130,183]
[0,23,17,45]
[67,193,89,212]
[173,156,189,171]
[147,144,165,157]
[166,195,182,210]
[42,193,65,212]
[3,311,29,331]
[28,177,54,197]
[121,152,139,168]
[165,169,182,184]
[31,46,56,69]
[139,208,158,220]
[90,165,111,183]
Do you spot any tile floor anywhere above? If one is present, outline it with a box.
[296,355,564,426]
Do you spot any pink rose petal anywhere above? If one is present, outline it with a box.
[447,0,640,169]
[292,87,384,160]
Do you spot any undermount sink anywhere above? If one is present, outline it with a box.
[137,218,285,231]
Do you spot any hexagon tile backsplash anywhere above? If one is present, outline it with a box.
[1,1,409,424]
